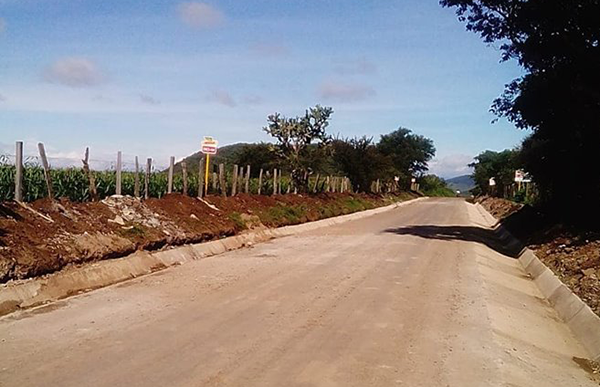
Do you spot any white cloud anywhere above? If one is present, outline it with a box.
[43,57,105,88]
[428,154,474,178]
[318,81,375,102]
[0,17,6,34]
[207,89,236,107]
[249,43,289,58]
[139,94,160,105]
[334,58,377,75]
[178,2,224,29]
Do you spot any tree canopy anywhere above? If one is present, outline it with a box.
[377,128,436,182]
[331,136,391,193]
[441,0,600,221]
[263,105,333,192]
[469,149,521,197]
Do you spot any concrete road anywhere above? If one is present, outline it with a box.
[0,198,596,387]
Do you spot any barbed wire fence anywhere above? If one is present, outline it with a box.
[1,141,357,203]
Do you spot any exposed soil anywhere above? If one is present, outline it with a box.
[0,192,415,283]
[477,196,600,317]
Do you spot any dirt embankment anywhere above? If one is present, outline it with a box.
[476,196,600,316]
[0,192,416,283]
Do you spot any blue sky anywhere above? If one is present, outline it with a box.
[0,0,528,177]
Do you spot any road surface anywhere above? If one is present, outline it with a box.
[0,198,596,386]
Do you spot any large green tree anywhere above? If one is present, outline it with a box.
[441,0,600,222]
[377,128,436,184]
[331,136,392,193]
[469,149,521,197]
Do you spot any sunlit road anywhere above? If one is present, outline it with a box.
[0,198,594,387]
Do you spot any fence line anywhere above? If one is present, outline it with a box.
[0,141,404,203]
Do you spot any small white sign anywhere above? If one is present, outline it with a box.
[201,136,218,155]
[489,177,496,186]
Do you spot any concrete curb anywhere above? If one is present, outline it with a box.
[0,197,426,318]
[475,203,600,362]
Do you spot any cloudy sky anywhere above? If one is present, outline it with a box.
[0,0,528,177]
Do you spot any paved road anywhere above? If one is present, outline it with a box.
[0,198,596,387]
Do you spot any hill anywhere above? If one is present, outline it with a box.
[445,175,475,195]
[174,143,249,173]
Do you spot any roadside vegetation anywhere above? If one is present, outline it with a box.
[442,0,600,226]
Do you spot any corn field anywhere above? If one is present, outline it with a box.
[0,158,335,202]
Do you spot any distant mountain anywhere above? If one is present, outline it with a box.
[445,175,475,194]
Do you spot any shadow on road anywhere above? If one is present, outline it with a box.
[384,225,524,258]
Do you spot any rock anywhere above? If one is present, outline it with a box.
[583,268,596,277]
[108,216,126,226]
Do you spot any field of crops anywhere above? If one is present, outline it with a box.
[0,162,303,202]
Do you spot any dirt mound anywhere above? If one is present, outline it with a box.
[475,196,523,219]
[0,192,415,283]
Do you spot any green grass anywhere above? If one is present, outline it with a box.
[228,212,247,230]
[118,224,147,238]
[422,187,456,197]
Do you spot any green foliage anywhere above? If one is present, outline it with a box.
[228,212,247,230]
[0,160,192,202]
[420,175,456,197]
[469,149,521,197]
[264,105,334,192]
[231,143,282,176]
[377,128,436,184]
[331,136,391,193]
[261,204,308,225]
[441,0,600,222]
[341,196,374,212]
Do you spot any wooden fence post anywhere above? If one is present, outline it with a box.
[273,168,278,195]
[37,143,54,200]
[198,157,205,197]
[182,161,188,195]
[287,174,292,194]
[219,163,226,196]
[376,179,380,193]
[116,151,122,195]
[15,141,23,202]
[231,165,238,196]
[258,168,263,195]
[326,176,331,192]
[145,158,152,200]
[313,174,320,194]
[212,172,218,192]
[244,165,250,194]
[82,147,98,201]
[167,156,175,194]
[278,170,282,195]
[134,156,140,198]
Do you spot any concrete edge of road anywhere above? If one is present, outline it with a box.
[474,203,600,362]
[0,197,427,318]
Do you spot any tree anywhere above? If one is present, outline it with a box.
[441,0,600,222]
[419,175,456,197]
[263,105,334,192]
[232,143,281,177]
[331,136,392,193]
[469,149,520,197]
[377,128,436,185]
